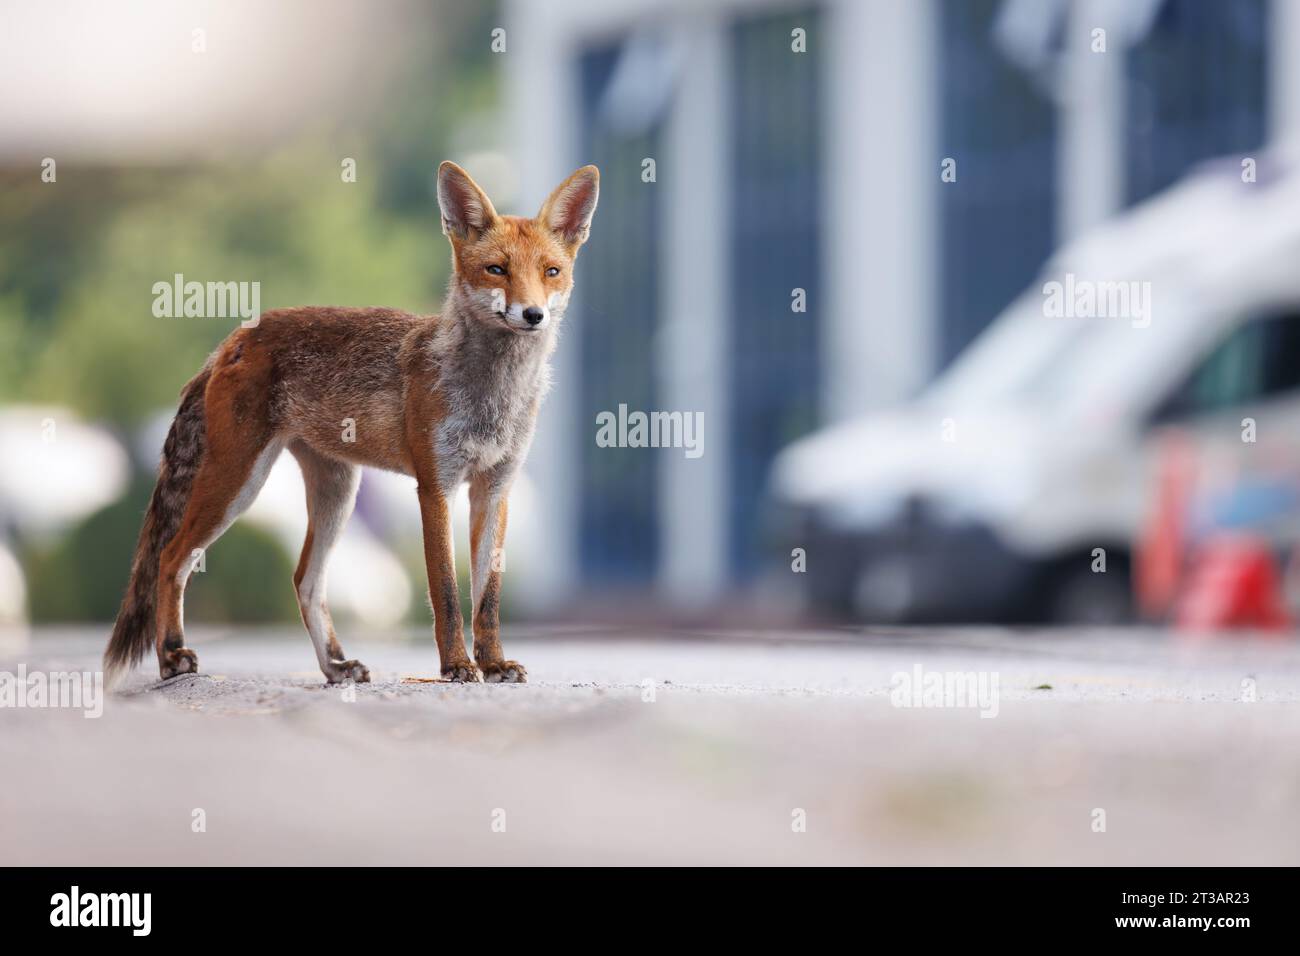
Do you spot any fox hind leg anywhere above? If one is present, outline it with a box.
[156,438,282,680]
[290,442,368,684]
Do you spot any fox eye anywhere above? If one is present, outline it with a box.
[486,264,507,276]
[545,267,560,277]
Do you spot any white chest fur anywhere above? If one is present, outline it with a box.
[433,360,546,486]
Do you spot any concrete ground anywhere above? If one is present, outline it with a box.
[2,625,1299,865]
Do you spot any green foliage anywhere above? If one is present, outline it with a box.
[2,150,443,426]
[0,2,504,429]
[24,478,298,624]
[183,522,300,625]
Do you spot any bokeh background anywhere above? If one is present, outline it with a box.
[1,0,1296,639]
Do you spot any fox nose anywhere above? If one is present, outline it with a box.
[522,306,545,326]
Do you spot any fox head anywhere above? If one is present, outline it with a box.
[437,161,599,336]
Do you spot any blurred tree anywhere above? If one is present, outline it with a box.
[5,152,439,427]
[24,478,298,623]
[0,0,502,429]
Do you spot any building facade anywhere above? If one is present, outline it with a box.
[504,0,1286,611]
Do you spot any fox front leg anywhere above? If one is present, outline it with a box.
[416,481,478,682]
[468,471,526,683]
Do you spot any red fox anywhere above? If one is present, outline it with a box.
[105,162,599,686]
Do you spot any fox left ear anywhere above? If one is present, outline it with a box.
[538,165,600,248]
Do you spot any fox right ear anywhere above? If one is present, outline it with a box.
[437,162,498,240]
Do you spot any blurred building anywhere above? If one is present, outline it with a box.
[505,0,1290,612]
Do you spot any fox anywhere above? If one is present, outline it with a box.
[104,161,599,687]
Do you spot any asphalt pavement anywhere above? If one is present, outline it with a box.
[3,625,1299,865]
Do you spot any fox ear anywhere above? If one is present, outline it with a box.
[437,161,498,240]
[538,165,599,248]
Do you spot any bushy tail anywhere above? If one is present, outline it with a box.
[104,364,212,688]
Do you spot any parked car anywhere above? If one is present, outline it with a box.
[769,158,1300,623]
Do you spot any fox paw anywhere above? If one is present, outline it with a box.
[325,659,370,684]
[480,660,527,684]
[159,647,199,680]
[442,662,481,683]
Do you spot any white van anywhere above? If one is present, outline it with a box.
[769,159,1300,623]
